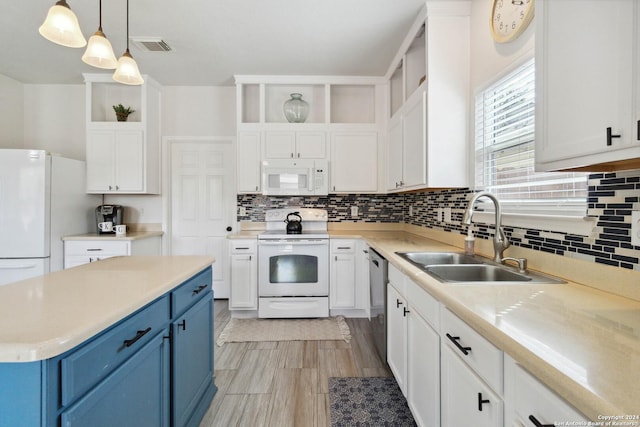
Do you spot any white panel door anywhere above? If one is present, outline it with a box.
[171,140,235,298]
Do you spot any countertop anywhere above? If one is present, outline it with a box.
[62,230,164,241]
[229,227,640,420]
[0,255,214,363]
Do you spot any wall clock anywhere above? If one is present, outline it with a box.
[490,0,535,43]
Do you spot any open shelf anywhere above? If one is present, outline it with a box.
[89,83,142,123]
[330,85,376,124]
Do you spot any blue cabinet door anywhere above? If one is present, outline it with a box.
[171,291,214,427]
[60,330,170,427]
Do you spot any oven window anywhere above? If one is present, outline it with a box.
[269,255,318,283]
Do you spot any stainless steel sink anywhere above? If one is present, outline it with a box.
[396,252,483,267]
[395,251,565,285]
[425,264,565,285]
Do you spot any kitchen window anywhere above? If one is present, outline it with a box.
[473,58,593,235]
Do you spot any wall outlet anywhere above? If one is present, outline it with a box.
[238,206,246,216]
[444,207,452,223]
[409,206,413,216]
[437,208,444,222]
[351,206,359,217]
[632,211,640,247]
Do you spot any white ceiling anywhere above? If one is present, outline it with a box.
[2,0,425,86]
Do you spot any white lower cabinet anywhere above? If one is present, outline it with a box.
[229,239,258,310]
[387,264,440,426]
[63,237,161,269]
[386,282,408,394]
[329,239,370,316]
[441,345,503,427]
[504,355,588,426]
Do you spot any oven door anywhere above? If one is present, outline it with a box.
[258,239,329,297]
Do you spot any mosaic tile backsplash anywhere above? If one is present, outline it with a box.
[237,171,640,271]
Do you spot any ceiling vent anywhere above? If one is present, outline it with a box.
[131,38,172,52]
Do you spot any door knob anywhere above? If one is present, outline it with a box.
[226,226,232,232]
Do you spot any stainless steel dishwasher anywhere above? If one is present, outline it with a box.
[368,247,388,363]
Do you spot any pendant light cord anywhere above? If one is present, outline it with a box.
[126,0,130,52]
[98,0,103,31]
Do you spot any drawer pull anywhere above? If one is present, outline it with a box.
[528,415,554,427]
[235,247,250,250]
[477,392,490,411]
[396,299,403,308]
[178,320,187,331]
[403,307,410,317]
[446,333,472,355]
[192,284,208,296]
[336,246,351,250]
[86,248,103,252]
[123,327,151,348]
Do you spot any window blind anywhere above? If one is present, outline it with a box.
[474,59,587,216]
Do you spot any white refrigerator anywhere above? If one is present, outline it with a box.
[0,149,99,285]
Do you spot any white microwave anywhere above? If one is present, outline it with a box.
[261,159,329,196]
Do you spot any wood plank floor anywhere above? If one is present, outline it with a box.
[199,300,391,427]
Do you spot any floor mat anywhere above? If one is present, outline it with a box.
[328,377,416,426]
[216,316,351,346]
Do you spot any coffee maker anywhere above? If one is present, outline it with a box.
[95,205,125,234]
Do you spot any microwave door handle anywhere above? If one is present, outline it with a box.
[308,169,314,192]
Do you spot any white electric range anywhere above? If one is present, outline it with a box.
[257,208,329,318]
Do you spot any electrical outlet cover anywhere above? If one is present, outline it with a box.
[351,206,359,217]
[632,211,640,247]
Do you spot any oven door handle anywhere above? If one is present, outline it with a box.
[259,240,328,246]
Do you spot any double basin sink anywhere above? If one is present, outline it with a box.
[396,252,565,285]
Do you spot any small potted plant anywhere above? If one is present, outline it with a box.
[112,104,135,122]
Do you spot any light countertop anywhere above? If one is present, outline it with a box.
[357,230,640,421]
[62,230,164,241]
[228,227,640,419]
[0,255,214,363]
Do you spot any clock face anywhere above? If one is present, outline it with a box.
[490,0,535,43]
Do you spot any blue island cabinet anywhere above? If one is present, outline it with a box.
[0,266,216,427]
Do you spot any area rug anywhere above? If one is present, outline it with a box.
[216,316,351,346]
[329,377,416,426]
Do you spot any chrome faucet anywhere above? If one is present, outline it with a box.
[462,191,510,264]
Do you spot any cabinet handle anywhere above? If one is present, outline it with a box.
[177,320,187,331]
[337,246,351,250]
[290,153,294,158]
[637,120,640,141]
[396,299,403,308]
[108,185,112,190]
[372,259,379,267]
[606,127,621,146]
[477,392,490,412]
[235,247,250,250]
[446,333,472,355]
[87,248,103,252]
[123,327,152,348]
[528,415,554,427]
[115,185,119,190]
[403,307,410,317]
[297,153,300,158]
[192,284,208,296]
[255,186,259,191]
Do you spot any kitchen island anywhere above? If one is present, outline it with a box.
[0,255,216,427]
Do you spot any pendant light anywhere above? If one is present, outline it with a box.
[113,0,144,85]
[82,0,117,69]
[39,0,87,48]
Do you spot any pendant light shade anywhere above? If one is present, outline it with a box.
[39,0,86,48]
[113,0,144,85]
[113,50,144,85]
[82,0,117,69]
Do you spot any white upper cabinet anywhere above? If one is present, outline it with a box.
[535,0,640,172]
[385,2,470,191]
[331,132,378,193]
[83,73,161,194]
[264,131,327,159]
[235,76,385,194]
